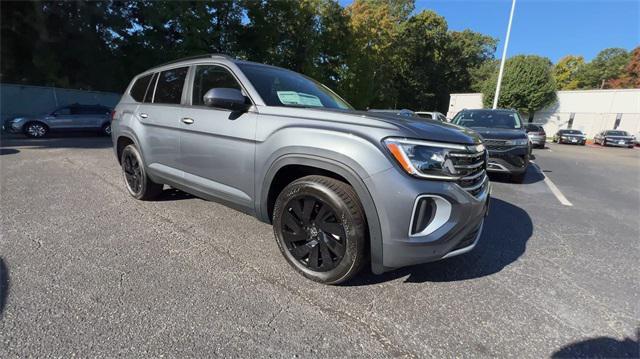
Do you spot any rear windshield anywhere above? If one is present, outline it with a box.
[526,124,542,131]
[605,130,628,136]
[559,130,582,134]
[452,110,522,129]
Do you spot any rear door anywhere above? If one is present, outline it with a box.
[177,63,257,210]
[136,66,189,181]
[70,106,105,129]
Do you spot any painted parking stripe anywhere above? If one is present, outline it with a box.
[531,162,573,207]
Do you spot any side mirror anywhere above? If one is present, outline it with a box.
[203,88,250,112]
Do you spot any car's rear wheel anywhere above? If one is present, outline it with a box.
[24,122,48,138]
[272,175,367,284]
[120,144,163,200]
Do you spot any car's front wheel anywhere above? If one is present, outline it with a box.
[120,144,163,200]
[24,122,48,138]
[272,175,367,284]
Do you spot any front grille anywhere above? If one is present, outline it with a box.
[449,147,488,198]
[483,139,513,151]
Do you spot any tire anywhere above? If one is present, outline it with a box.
[120,144,163,200]
[101,122,112,136]
[24,122,48,138]
[510,172,526,183]
[272,175,367,284]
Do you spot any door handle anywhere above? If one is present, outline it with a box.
[181,117,194,125]
[139,113,148,119]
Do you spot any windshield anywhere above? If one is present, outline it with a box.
[237,63,353,110]
[452,110,522,129]
[560,130,582,134]
[605,130,628,136]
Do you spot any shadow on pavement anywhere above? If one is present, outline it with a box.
[345,197,532,286]
[0,132,112,150]
[0,258,9,316]
[488,165,544,185]
[552,332,639,358]
[0,148,19,155]
[156,187,196,202]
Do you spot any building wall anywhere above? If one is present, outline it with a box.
[448,89,640,138]
[0,83,122,122]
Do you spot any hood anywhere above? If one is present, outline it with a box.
[351,110,482,145]
[257,106,482,145]
[466,127,528,140]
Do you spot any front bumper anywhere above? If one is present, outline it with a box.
[486,146,529,174]
[365,167,490,270]
[559,137,585,144]
[604,139,633,147]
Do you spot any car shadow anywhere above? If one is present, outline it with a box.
[551,332,639,358]
[0,132,112,150]
[0,148,19,155]
[345,197,532,286]
[155,187,196,202]
[0,258,9,317]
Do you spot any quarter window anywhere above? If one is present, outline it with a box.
[130,73,153,102]
[153,67,189,105]
[192,65,243,106]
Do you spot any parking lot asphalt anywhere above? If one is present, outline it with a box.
[1,134,638,358]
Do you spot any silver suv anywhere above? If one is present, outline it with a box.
[9,104,112,137]
[112,54,490,284]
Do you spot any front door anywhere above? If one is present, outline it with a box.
[178,64,257,211]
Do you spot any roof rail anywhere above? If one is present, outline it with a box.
[152,54,232,69]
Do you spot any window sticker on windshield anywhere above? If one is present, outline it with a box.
[276,91,323,107]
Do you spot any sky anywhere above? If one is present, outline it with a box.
[339,0,639,63]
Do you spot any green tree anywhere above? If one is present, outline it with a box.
[609,47,640,89]
[553,55,585,90]
[469,59,498,92]
[445,30,497,96]
[482,55,557,115]
[576,48,630,88]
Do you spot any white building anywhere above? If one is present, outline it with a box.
[448,89,640,138]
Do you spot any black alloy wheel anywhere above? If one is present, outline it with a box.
[280,195,347,272]
[272,175,366,284]
[120,145,163,200]
[25,122,47,138]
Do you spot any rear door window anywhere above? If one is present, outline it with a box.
[130,74,153,102]
[153,67,189,105]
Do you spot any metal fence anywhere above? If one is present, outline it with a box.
[0,83,121,122]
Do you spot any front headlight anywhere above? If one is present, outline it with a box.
[383,138,484,180]
[506,138,529,146]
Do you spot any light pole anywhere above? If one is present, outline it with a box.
[493,0,516,109]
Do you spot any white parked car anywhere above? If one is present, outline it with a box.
[415,111,448,122]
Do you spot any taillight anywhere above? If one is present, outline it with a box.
[110,110,116,121]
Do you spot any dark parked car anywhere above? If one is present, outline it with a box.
[7,104,112,138]
[452,109,530,183]
[594,130,635,148]
[525,124,546,148]
[553,129,586,145]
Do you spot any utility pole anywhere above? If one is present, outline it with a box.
[493,0,516,109]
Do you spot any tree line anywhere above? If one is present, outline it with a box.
[1,0,637,114]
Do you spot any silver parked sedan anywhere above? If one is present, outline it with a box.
[8,104,112,138]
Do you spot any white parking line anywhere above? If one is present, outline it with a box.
[531,162,573,206]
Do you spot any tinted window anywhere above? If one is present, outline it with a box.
[437,114,447,122]
[417,113,433,119]
[153,67,188,104]
[238,63,352,109]
[72,106,109,115]
[559,129,582,134]
[526,124,542,131]
[130,74,153,102]
[452,110,522,129]
[192,65,242,106]
[605,130,628,136]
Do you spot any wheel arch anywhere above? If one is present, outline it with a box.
[260,155,384,274]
